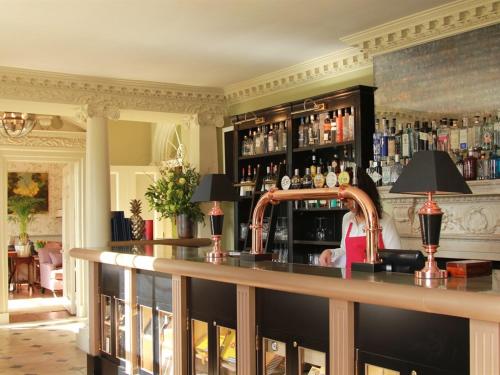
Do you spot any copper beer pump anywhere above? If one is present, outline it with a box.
[247,185,383,270]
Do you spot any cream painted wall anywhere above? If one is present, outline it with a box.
[108,120,152,166]
[227,67,374,116]
[7,162,63,242]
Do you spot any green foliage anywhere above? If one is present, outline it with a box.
[145,165,204,223]
[8,195,43,243]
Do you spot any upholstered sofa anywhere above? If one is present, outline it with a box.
[38,242,63,294]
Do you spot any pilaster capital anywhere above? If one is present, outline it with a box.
[78,99,121,121]
[196,111,225,128]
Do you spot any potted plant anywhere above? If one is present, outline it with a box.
[8,195,42,256]
[145,164,204,238]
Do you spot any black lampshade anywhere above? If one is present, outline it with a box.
[390,151,472,195]
[191,174,239,203]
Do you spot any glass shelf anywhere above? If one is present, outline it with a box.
[100,295,112,355]
[115,298,126,361]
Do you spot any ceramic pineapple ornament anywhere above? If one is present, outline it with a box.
[130,199,145,240]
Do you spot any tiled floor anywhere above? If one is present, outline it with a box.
[0,319,87,375]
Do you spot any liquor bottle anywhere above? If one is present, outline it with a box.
[298,118,305,148]
[331,112,337,143]
[459,117,469,152]
[473,115,482,148]
[463,149,477,181]
[395,123,402,156]
[381,160,392,186]
[401,123,411,158]
[313,166,325,188]
[370,161,382,186]
[490,148,499,179]
[437,119,449,153]
[241,135,248,156]
[290,169,302,189]
[390,154,403,184]
[302,168,313,209]
[240,168,246,197]
[338,164,350,186]
[246,165,253,182]
[310,154,318,177]
[273,124,279,151]
[323,114,331,143]
[428,120,438,151]
[348,106,355,141]
[413,121,421,154]
[291,168,302,209]
[381,118,388,160]
[373,119,382,161]
[467,116,476,150]
[450,119,460,153]
[419,121,429,151]
[455,152,464,176]
[268,125,275,152]
[263,126,269,153]
[494,110,500,149]
[325,165,337,188]
[282,121,288,150]
[343,109,350,141]
[304,116,310,146]
[263,165,272,191]
[495,148,500,179]
[336,109,344,143]
[312,114,320,145]
[481,115,494,150]
[388,119,396,159]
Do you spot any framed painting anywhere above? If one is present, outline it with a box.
[8,172,49,212]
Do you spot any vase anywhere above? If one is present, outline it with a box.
[176,214,194,239]
[15,244,31,257]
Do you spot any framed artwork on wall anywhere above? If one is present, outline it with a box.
[8,172,49,212]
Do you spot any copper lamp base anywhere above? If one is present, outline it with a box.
[415,193,448,280]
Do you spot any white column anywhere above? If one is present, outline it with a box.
[470,319,500,375]
[330,299,354,375]
[0,155,9,324]
[77,101,119,355]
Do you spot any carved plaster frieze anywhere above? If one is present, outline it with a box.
[78,99,121,121]
[341,0,500,56]
[0,134,85,149]
[224,48,372,105]
[0,66,226,117]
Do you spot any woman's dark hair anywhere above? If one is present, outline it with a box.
[353,166,383,218]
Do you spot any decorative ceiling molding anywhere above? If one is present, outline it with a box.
[0,66,226,117]
[341,0,500,56]
[0,134,85,149]
[223,47,372,105]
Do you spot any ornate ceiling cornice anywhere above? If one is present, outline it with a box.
[0,134,85,149]
[340,0,500,56]
[224,47,372,105]
[0,66,226,117]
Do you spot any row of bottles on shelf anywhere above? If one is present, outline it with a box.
[297,107,355,148]
[455,147,500,181]
[239,161,286,197]
[282,155,353,209]
[367,156,405,187]
[241,121,288,156]
[373,112,500,161]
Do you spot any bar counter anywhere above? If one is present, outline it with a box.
[70,245,500,375]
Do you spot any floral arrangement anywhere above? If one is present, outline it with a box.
[35,240,47,249]
[145,164,204,224]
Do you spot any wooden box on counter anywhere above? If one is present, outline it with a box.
[446,260,492,278]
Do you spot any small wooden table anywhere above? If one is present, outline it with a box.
[8,252,34,294]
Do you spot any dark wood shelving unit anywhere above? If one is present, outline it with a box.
[231,85,375,263]
[292,140,354,153]
[238,150,287,160]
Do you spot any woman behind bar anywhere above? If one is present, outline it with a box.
[319,167,401,270]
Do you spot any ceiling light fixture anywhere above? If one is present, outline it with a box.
[0,112,37,138]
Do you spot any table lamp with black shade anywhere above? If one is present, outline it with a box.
[390,151,472,279]
[191,174,239,260]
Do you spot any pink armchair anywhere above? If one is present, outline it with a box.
[38,242,63,294]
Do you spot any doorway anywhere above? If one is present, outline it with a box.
[1,148,85,324]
